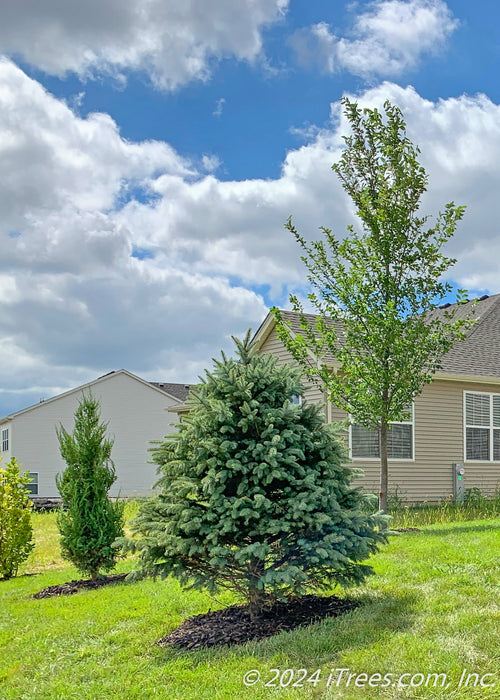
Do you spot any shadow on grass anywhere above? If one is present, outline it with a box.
[0,572,38,583]
[152,590,418,667]
[422,523,500,537]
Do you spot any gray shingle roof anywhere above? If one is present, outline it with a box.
[275,309,337,365]
[276,293,500,378]
[432,294,500,377]
[150,382,191,401]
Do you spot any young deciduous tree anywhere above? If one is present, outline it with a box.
[122,333,387,620]
[56,393,124,581]
[273,99,475,512]
[0,457,35,579]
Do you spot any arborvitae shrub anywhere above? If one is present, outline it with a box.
[56,393,124,581]
[124,333,387,618]
[0,457,35,579]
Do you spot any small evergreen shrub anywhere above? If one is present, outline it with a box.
[56,393,124,581]
[123,333,387,619]
[0,457,35,579]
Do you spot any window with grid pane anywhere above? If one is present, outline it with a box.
[1,428,7,452]
[465,391,500,461]
[26,472,38,495]
[351,406,413,459]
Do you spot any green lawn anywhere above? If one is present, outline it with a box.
[0,507,499,699]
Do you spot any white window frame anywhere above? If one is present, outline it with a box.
[1,428,8,452]
[26,472,38,495]
[290,394,302,406]
[463,390,500,463]
[349,404,415,462]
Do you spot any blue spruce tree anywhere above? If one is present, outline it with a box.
[125,332,387,619]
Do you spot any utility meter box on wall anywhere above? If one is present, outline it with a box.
[452,463,465,503]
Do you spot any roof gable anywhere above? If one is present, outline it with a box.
[0,370,186,423]
[254,294,500,379]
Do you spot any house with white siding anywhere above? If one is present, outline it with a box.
[253,294,500,503]
[0,370,189,499]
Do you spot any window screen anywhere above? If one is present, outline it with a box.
[351,406,413,460]
[387,423,413,459]
[351,424,380,458]
[465,393,490,426]
[466,427,490,461]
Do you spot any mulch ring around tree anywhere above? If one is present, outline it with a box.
[33,573,127,599]
[158,594,360,650]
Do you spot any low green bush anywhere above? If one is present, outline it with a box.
[0,457,35,579]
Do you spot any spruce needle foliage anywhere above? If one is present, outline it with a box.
[122,332,387,618]
[0,457,35,579]
[56,392,124,581]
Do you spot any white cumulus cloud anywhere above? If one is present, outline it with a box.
[3,63,500,415]
[0,0,289,90]
[290,0,458,78]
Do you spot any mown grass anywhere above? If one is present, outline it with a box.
[0,504,498,699]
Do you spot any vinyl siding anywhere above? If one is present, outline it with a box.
[259,327,328,416]
[7,372,180,498]
[347,380,500,502]
[259,326,500,502]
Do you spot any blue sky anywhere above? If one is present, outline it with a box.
[0,0,499,416]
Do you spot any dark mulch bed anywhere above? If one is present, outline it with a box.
[30,498,63,512]
[33,573,127,599]
[394,527,422,533]
[158,594,360,650]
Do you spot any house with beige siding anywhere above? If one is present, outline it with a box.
[253,294,500,503]
[0,370,189,500]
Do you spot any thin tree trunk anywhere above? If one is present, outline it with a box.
[379,419,388,514]
[248,586,267,622]
[247,559,266,622]
[379,351,390,515]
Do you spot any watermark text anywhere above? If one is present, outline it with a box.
[242,667,496,691]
